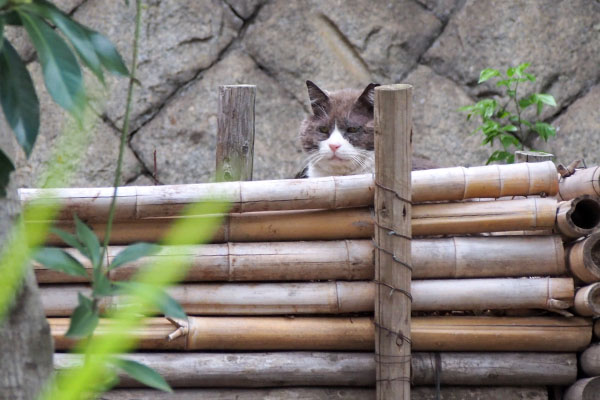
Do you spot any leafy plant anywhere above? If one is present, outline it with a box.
[0,0,128,196]
[459,63,557,164]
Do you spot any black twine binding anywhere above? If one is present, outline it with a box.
[374,180,412,205]
[373,322,412,346]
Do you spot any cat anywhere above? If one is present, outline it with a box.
[297,81,437,178]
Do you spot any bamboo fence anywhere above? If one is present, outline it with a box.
[558,166,600,200]
[48,316,592,352]
[40,277,573,316]
[52,351,576,386]
[20,161,559,222]
[574,283,600,316]
[580,343,600,376]
[565,232,600,283]
[34,235,567,283]
[564,377,600,400]
[555,195,600,239]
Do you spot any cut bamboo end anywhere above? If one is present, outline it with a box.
[574,283,600,316]
[564,377,600,400]
[580,343,600,377]
[412,160,558,203]
[566,233,600,284]
[595,319,600,339]
[558,166,600,201]
[49,315,591,352]
[555,195,600,239]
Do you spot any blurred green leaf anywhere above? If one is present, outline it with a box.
[507,89,516,98]
[110,243,161,270]
[500,124,518,132]
[486,150,512,164]
[496,110,510,119]
[500,133,520,149]
[518,95,535,110]
[87,29,129,76]
[0,149,15,198]
[92,267,112,296]
[516,62,530,76]
[34,247,88,277]
[112,359,172,392]
[496,79,511,87]
[0,17,5,52]
[24,1,105,83]
[50,227,85,254]
[0,38,40,157]
[3,12,22,25]
[120,282,186,319]
[535,93,557,107]
[0,0,8,8]
[19,11,85,115]
[478,68,501,84]
[507,67,516,77]
[74,215,101,268]
[66,292,99,338]
[534,122,556,141]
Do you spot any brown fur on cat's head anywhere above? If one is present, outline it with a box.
[299,81,378,153]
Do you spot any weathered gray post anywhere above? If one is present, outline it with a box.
[216,84,256,181]
[374,84,412,399]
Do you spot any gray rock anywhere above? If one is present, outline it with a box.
[533,84,600,167]
[405,65,491,167]
[10,65,141,188]
[224,0,266,20]
[244,0,442,104]
[127,173,156,187]
[414,0,463,21]
[73,0,243,130]
[130,50,306,184]
[423,0,600,119]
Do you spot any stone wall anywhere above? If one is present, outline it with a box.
[6,0,600,187]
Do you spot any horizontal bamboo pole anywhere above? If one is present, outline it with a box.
[558,166,600,201]
[555,195,600,239]
[574,283,600,316]
[100,388,374,400]
[52,351,575,387]
[20,161,559,221]
[40,278,573,316]
[38,198,569,245]
[580,343,600,377]
[595,319,600,339]
[34,235,567,284]
[72,387,551,400]
[412,316,592,352]
[50,315,592,352]
[564,377,600,400]
[565,232,600,284]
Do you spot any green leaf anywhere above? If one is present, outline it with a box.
[500,124,518,132]
[0,39,40,157]
[500,134,520,149]
[121,282,186,319]
[0,149,15,198]
[524,73,536,82]
[74,215,101,268]
[507,89,516,98]
[92,268,112,296]
[50,227,85,254]
[87,29,129,76]
[507,67,516,77]
[34,247,88,277]
[536,93,557,107]
[496,79,511,87]
[486,150,511,165]
[478,68,501,84]
[516,62,530,76]
[458,104,474,112]
[534,122,556,141]
[518,95,535,110]
[19,11,85,115]
[112,359,172,392]
[521,119,532,128]
[24,1,105,83]
[0,17,5,53]
[496,110,510,119]
[110,243,161,270]
[536,101,543,116]
[66,292,99,337]
[3,12,22,26]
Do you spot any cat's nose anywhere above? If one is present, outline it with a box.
[329,143,341,152]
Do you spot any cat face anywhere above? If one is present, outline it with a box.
[299,81,379,178]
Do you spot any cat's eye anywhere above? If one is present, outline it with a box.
[318,126,329,134]
[347,126,359,133]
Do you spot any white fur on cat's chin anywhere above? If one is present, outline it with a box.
[306,125,375,178]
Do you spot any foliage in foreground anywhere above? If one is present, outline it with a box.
[459,63,557,164]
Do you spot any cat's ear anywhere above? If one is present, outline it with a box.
[306,80,330,117]
[352,83,380,117]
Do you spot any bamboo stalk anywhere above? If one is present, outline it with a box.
[49,316,592,352]
[565,232,600,284]
[555,195,600,239]
[580,343,600,376]
[412,160,557,202]
[564,377,600,400]
[595,319,600,339]
[412,316,592,352]
[52,351,575,387]
[412,387,548,400]
[558,166,600,201]
[412,198,557,236]
[99,388,374,400]
[40,278,572,316]
[20,162,559,221]
[216,85,255,182]
[34,235,566,284]
[38,197,568,245]
[574,283,600,316]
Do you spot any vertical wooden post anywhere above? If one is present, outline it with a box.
[374,84,412,399]
[216,85,256,181]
